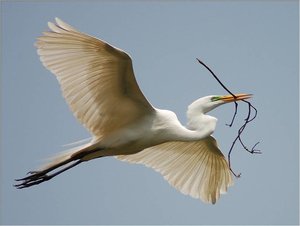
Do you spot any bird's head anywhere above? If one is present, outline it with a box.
[188,93,252,114]
[187,93,252,132]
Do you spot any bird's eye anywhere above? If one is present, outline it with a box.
[211,96,220,102]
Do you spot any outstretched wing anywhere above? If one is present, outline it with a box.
[116,136,233,204]
[36,18,154,138]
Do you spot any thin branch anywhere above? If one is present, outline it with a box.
[197,58,238,127]
[196,58,261,177]
[226,102,238,127]
[196,58,237,98]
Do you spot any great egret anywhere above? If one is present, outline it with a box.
[15,18,252,204]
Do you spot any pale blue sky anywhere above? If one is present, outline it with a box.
[1,1,299,225]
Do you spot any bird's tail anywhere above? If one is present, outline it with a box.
[15,142,103,189]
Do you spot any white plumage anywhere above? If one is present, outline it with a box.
[117,136,233,204]
[15,18,252,204]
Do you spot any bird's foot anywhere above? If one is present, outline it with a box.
[14,159,83,189]
[14,171,53,189]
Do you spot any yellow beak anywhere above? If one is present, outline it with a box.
[220,93,252,102]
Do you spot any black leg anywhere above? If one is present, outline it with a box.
[14,147,104,189]
[14,160,82,189]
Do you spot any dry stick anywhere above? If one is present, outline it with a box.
[226,102,238,127]
[238,100,260,154]
[196,58,238,127]
[228,100,261,177]
[196,58,236,96]
[196,58,261,177]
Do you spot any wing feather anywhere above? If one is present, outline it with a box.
[36,18,154,137]
[116,136,233,204]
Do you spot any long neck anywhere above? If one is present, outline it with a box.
[175,110,218,142]
[155,108,217,143]
[167,96,220,142]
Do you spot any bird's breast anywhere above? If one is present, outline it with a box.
[95,114,174,156]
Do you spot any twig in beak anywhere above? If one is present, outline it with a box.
[196,58,238,127]
[196,58,261,178]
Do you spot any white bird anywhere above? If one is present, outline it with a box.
[15,18,251,204]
